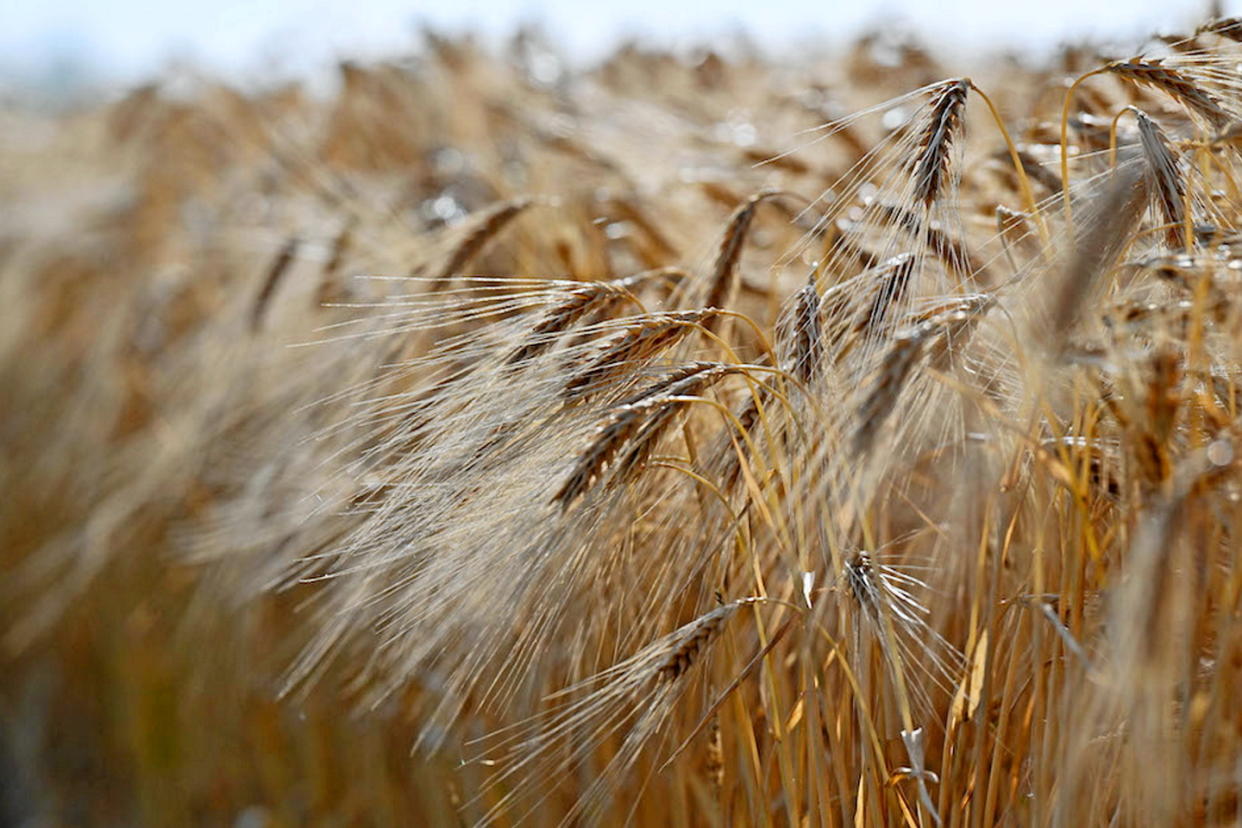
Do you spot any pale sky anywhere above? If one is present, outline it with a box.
[1,0,1230,88]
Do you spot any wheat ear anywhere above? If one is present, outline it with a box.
[1132,109,1189,248]
[909,79,970,207]
[431,196,533,286]
[1107,60,1232,129]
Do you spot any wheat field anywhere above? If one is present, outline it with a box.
[6,19,1242,826]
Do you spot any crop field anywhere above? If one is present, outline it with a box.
[5,18,1242,826]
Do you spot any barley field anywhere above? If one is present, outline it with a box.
[5,19,1242,827]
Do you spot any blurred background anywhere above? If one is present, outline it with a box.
[2,0,1233,96]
